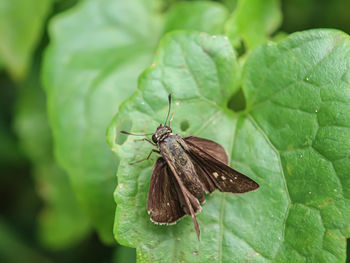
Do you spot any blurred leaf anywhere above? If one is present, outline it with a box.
[164,1,229,34]
[36,163,91,250]
[14,66,90,250]
[14,73,51,163]
[225,0,282,50]
[219,0,238,12]
[0,0,53,80]
[271,31,288,43]
[43,0,229,243]
[108,29,350,261]
[0,218,51,263]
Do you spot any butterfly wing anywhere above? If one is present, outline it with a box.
[147,157,202,239]
[147,157,185,224]
[184,136,259,193]
[184,136,229,164]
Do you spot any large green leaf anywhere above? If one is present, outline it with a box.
[0,0,52,80]
[43,0,229,242]
[108,29,350,262]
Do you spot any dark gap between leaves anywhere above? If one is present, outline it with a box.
[235,39,247,58]
[227,88,246,112]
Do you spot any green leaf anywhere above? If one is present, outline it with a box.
[219,0,238,12]
[243,29,350,262]
[43,0,230,243]
[164,2,229,35]
[36,162,91,250]
[108,29,350,262]
[14,66,90,249]
[113,246,136,263]
[225,0,282,50]
[0,0,52,80]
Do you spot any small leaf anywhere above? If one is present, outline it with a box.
[225,0,282,50]
[109,29,350,261]
[164,2,229,35]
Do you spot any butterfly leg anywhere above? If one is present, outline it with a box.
[134,138,157,146]
[129,149,160,165]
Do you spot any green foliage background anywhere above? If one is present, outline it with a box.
[1,0,350,262]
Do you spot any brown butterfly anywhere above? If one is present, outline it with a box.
[121,94,259,240]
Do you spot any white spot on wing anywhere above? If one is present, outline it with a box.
[222,176,226,180]
[213,172,219,178]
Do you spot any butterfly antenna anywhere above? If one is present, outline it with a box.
[120,131,153,136]
[168,112,175,127]
[164,93,172,125]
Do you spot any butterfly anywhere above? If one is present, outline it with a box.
[121,94,259,240]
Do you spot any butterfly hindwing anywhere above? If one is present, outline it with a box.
[147,157,185,224]
[147,156,202,238]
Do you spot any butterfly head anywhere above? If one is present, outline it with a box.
[152,124,172,144]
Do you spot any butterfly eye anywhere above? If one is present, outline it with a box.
[152,134,157,143]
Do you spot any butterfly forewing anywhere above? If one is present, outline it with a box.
[160,135,206,203]
[185,137,259,193]
[147,158,185,224]
[184,136,229,165]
